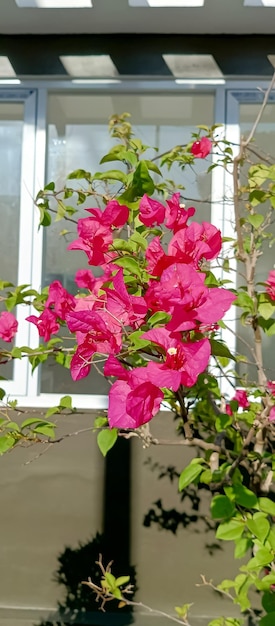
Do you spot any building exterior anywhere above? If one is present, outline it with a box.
[0,1,275,624]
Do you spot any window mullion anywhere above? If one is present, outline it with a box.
[26,88,48,398]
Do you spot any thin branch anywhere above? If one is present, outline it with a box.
[243,74,275,148]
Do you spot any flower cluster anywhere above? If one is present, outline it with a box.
[26,192,236,429]
[265,269,275,301]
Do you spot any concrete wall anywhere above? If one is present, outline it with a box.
[0,411,251,625]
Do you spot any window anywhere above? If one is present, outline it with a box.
[3,81,273,405]
[41,91,214,396]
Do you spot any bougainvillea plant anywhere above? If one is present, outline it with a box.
[1,101,275,626]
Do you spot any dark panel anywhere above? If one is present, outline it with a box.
[0,34,275,76]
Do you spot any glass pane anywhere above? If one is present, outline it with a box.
[0,102,24,380]
[41,93,214,394]
[237,103,275,383]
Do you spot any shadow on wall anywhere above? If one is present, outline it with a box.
[35,532,136,626]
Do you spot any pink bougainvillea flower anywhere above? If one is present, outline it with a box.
[226,389,250,415]
[139,194,166,227]
[66,309,122,381]
[142,327,211,389]
[75,266,113,295]
[0,311,18,342]
[45,280,75,321]
[145,236,168,276]
[87,199,129,229]
[165,192,196,233]
[75,269,98,292]
[103,268,147,329]
[26,309,60,342]
[168,221,222,267]
[233,389,250,409]
[104,355,128,380]
[67,217,113,266]
[265,270,275,301]
[191,136,212,159]
[269,406,275,423]
[145,263,236,332]
[108,378,163,429]
[145,262,206,320]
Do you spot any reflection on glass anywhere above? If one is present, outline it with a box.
[237,104,275,383]
[41,93,214,394]
[0,103,23,380]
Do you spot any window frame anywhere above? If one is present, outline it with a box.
[1,78,273,407]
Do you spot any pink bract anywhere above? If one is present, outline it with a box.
[108,378,163,429]
[142,327,211,389]
[67,217,113,266]
[0,311,18,342]
[26,309,60,343]
[87,199,129,228]
[191,136,212,159]
[165,192,195,233]
[265,270,275,301]
[234,389,250,409]
[46,280,76,321]
[139,194,166,227]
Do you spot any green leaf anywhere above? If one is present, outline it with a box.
[11,347,22,359]
[112,239,135,254]
[44,181,55,191]
[211,495,236,520]
[258,301,275,320]
[93,170,127,184]
[262,591,275,613]
[249,189,268,207]
[179,462,204,491]
[114,256,142,277]
[93,416,108,429]
[130,161,155,198]
[67,168,91,180]
[39,209,51,227]
[55,200,67,222]
[266,527,275,551]
[258,573,275,591]
[246,547,273,570]
[210,339,236,361]
[33,425,56,438]
[128,330,150,351]
[258,497,275,516]
[0,388,5,401]
[260,612,275,626]
[231,483,258,509]
[0,434,15,454]
[234,537,252,559]
[246,514,270,542]
[115,576,130,587]
[129,231,148,251]
[45,406,60,419]
[258,317,275,336]
[97,429,118,456]
[21,418,46,430]
[0,280,14,290]
[216,519,245,541]
[147,311,171,327]
[144,160,162,176]
[234,292,254,312]
[215,413,232,432]
[100,145,128,164]
[247,213,264,228]
[59,395,72,409]
[104,572,116,589]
